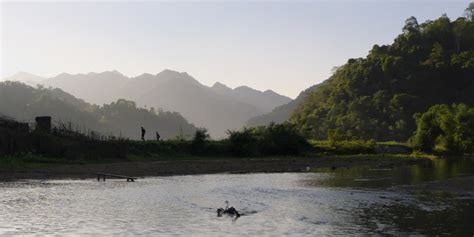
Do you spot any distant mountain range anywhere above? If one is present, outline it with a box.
[4,70,291,137]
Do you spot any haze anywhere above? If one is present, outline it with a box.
[1,0,469,98]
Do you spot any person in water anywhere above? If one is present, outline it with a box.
[217,201,241,218]
[141,127,146,141]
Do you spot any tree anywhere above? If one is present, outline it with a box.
[191,128,210,155]
[403,16,420,34]
[291,12,474,142]
[422,42,446,68]
[411,104,474,154]
[465,2,474,21]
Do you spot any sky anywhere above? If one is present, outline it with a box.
[1,0,471,98]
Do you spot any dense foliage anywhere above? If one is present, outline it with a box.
[411,104,474,154]
[226,123,310,156]
[191,129,211,155]
[291,8,474,141]
[0,81,197,139]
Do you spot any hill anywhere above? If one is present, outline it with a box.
[2,72,45,87]
[16,70,291,137]
[0,81,197,140]
[291,13,474,141]
[210,82,291,113]
[245,83,322,127]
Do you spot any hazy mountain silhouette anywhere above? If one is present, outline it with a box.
[246,83,323,127]
[0,81,197,140]
[210,82,291,113]
[15,69,291,137]
[42,70,129,105]
[2,71,45,87]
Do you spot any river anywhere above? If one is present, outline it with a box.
[0,158,473,235]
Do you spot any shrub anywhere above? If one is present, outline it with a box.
[411,104,474,154]
[227,128,258,156]
[226,123,309,156]
[191,128,210,155]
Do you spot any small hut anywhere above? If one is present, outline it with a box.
[35,116,52,133]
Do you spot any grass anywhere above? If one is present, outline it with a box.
[376,141,410,146]
[0,136,437,170]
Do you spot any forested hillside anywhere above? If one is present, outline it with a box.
[291,10,474,141]
[246,83,322,127]
[0,81,197,139]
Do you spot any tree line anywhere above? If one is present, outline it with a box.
[290,4,474,147]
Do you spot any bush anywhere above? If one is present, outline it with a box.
[411,104,474,154]
[309,139,376,154]
[191,128,210,155]
[226,123,309,157]
[227,128,258,156]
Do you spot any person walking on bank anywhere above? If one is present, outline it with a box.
[141,127,146,141]
[156,132,161,141]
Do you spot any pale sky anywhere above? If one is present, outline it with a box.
[1,0,471,98]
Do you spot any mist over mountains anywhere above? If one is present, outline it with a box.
[5,70,291,137]
[0,81,197,140]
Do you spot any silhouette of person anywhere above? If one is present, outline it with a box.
[156,132,160,141]
[141,127,146,141]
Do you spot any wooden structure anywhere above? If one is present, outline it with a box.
[35,116,52,132]
[96,173,136,182]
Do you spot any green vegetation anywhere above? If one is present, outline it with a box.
[291,9,474,142]
[0,118,310,164]
[226,123,310,156]
[411,103,474,154]
[310,140,376,154]
[132,123,310,158]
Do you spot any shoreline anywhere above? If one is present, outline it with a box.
[0,156,426,180]
[2,156,473,196]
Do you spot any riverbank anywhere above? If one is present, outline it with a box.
[0,154,429,180]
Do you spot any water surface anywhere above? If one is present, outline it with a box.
[1,158,473,235]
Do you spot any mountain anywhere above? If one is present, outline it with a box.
[32,69,290,137]
[290,14,474,141]
[2,72,45,87]
[245,83,322,127]
[210,83,291,113]
[0,81,197,140]
[42,70,129,105]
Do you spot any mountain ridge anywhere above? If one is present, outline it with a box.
[4,70,291,137]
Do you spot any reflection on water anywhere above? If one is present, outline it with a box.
[356,199,474,236]
[306,157,474,188]
[0,158,473,235]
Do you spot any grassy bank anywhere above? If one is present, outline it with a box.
[0,117,449,172]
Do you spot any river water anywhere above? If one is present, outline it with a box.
[0,158,473,236]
